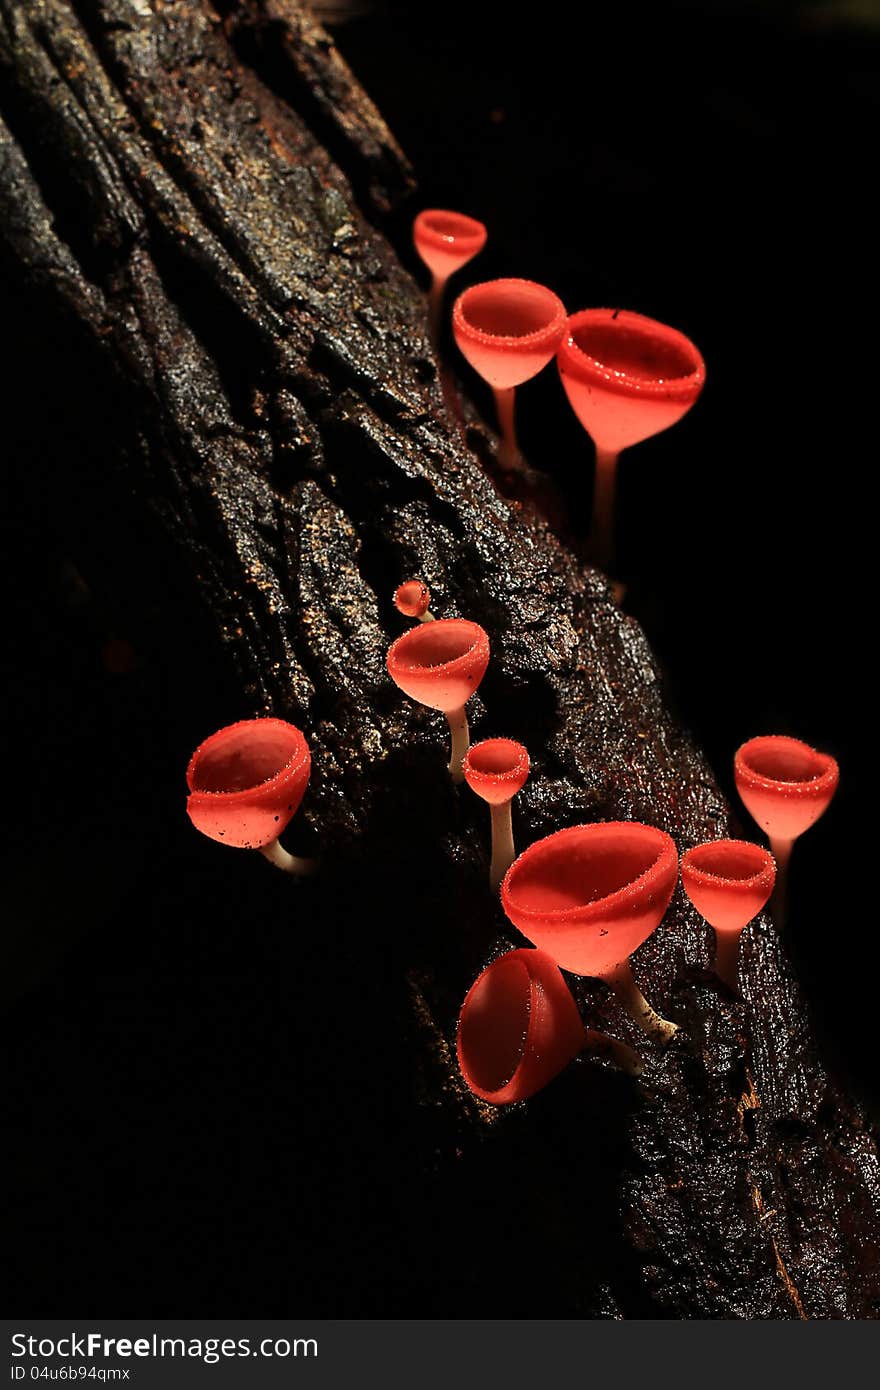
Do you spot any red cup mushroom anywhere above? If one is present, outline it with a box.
[453,278,567,471]
[393,579,435,623]
[680,839,776,990]
[501,822,679,1044]
[557,309,705,570]
[734,734,839,926]
[457,947,642,1105]
[413,208,487,340]
[386,618,490,781]
[463,738,529,891]
[186,718,313,874]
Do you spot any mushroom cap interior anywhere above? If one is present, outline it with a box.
[393,619,482,669]
[461,280,563,339]
[458,955,530,1094]
[742,739,828,785]
[467,738,527,777]
[571,318,697,383]
[684,840,772,884]
[190,722,304,794]
[507,825,666,915]
[421,210,483,242]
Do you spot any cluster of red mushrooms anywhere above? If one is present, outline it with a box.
[181,207,840,1110]
[413,208,706,573]
[385,582,839,1100]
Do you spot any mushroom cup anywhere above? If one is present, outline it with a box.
[453,278,566,471]
[501,821,679,1043]
[394,579,434,622]
[186,718,313,873]
[557,308,705,570]
[734,735,839,925]
[386,618,490,781]
[457,947,641,1105]
[413,209,487,340]
[463,738,529,891]
[680,839,776,990]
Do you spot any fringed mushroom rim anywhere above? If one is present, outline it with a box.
[502,821,677,924]
[681,840,776,891]
[454,279,567,349]
[735,738,838,796]
[561,308,705,401]
[186,719,310,800]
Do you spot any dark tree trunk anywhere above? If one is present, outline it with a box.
[2,0,878,1318]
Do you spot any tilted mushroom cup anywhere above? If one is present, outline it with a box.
[456,947,641,1106]
[386,618,490,781]
[463,738,529,891]
[734,734,839,925]
[453,278,567,470]
[413,208,487,339]
[557,308,705,569]
[680,839,776,990]
[501,822,679,1043]
[186,718,313,874]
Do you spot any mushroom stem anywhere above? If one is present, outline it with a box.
[446,706,470,782]
[714,930,742,992]
[428,276,447,343]
[417,611,436,624]
[489,800,516,892]
[769,836,793,927]
[589,445,619,571]
[493,386,525,472]
[582,1028,644,1077]
[603,959,678,1045]
[259,839,315,875]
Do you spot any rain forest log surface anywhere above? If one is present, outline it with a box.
[1,0,878,1319]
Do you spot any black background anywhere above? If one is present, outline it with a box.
[2,0,874,1316]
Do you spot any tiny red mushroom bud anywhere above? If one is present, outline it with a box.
[393,579,435,622]
[413,208,487,341]
[186,717,314,875]
[734,735,839,927]
[457,947,642,1105]
[463,737,529,891]
[681,839,776,991]
[386,617,490,782]
[501,822,679,1045]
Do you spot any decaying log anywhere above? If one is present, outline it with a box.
[2,0,879,1318]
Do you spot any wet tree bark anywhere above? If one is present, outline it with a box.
[2,0,878,1318]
